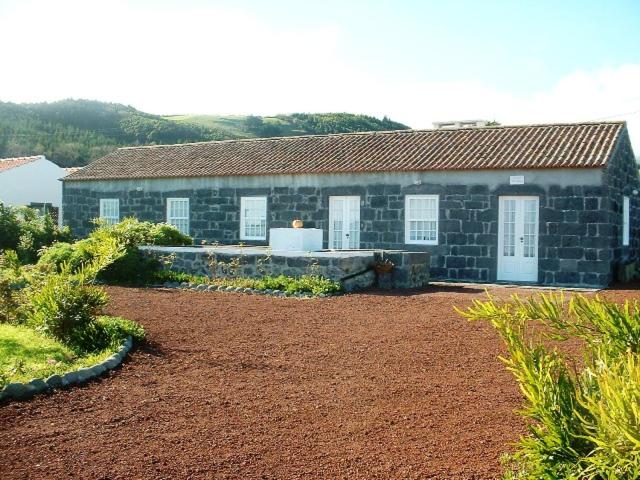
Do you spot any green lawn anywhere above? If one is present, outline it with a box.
[0,324,113,386]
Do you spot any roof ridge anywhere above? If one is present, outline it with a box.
[116,121,626,151]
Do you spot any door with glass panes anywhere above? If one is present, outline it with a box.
[497,196,539,282]
[329,196,360,249]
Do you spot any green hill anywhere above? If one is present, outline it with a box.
[165,113,410,139]
[0,99,410,167]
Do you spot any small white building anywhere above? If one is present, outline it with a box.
[0,155,69,208]
[432,119,490,129]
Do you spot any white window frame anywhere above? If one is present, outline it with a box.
[99,198,119,225]
[166,198,190,236]
[623,195,630,246]
[405,194,439,245]
[240,196,267,241]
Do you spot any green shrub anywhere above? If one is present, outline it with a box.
[26,240,124,352]
[256,274,342,295]
[0,203,21,251]
[152,269,342,295]
[151,269,209,285]
[0,250,27,324]
[0,203,72,264]
[37,218,192,284]
[95,316,145,346]
[459,293,640,479]
[27,265,108,351]
[91,217,192,248]
[0,277,21,324]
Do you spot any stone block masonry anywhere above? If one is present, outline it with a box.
[140,246,430,291]
[63,162,638,288]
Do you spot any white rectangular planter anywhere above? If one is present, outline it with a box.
[269,228,323,251]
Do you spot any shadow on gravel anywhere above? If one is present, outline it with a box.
[363,284,485,296]
[136,339,165,358]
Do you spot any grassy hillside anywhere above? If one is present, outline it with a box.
[0,99,409,167]
[166,113,409,139]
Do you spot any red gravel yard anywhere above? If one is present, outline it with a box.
[2,285,638,479]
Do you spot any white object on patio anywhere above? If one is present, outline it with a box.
[269,228,323,251]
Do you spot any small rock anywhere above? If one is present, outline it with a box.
[75,367,93,383]
[206,285,217,291]
[61,372,79,387]
[45,374,63,389]
[103,358,119,369]
[196,284,207,291]
[243,288,253,294]
[179,282,189,288]
[90,364,106,376]
[28,379,49,393]
[224,286,234,292]
[234,287,243,292]
[2,382,29,400]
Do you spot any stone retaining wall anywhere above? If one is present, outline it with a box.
[142,246,430,291]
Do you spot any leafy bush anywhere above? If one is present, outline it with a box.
[151,269,209,285]
[256,275,342,295]
[38,217,192,284]
[0,250,26,324]
[37,241,88,271]
[0,203,21,250]
[154,269,342,295]
[459,293,640,480]
[26,239,124,352]
[0,276,21,324]
[95,316,145,346]
[0,202,72,263]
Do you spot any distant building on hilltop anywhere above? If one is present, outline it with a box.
[432,119,491,129]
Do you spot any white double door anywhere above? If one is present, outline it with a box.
[497,196,539,282]
[329,196,360,249]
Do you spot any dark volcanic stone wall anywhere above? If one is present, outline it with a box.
[603,129,640,277]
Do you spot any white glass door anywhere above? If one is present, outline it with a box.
[497,196,539,282]
[329,196,360,249]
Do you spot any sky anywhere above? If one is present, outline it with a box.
[1,0,639,151]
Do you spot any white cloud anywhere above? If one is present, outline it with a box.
[0,1,638,153]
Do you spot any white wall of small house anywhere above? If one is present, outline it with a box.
[0,157,67,207]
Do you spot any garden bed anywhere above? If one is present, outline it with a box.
[0,323,114,386]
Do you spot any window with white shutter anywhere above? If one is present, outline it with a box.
[99,199,119,225]
[167,198,190,236]
[240,197,267,240]
[405,195,439,245]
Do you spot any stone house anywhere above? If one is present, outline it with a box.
[62,121,638,288]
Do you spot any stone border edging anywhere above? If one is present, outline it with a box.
[0,336,133,402]
[162,281,341,298]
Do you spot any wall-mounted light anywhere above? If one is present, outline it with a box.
[633,189,638,196]
[136,187,143,192]
[414,180,422,186]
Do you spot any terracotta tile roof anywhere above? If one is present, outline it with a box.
[64,122,626,181]
[0,155,42,173]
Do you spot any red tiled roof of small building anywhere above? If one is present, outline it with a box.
[0,155,42,173]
